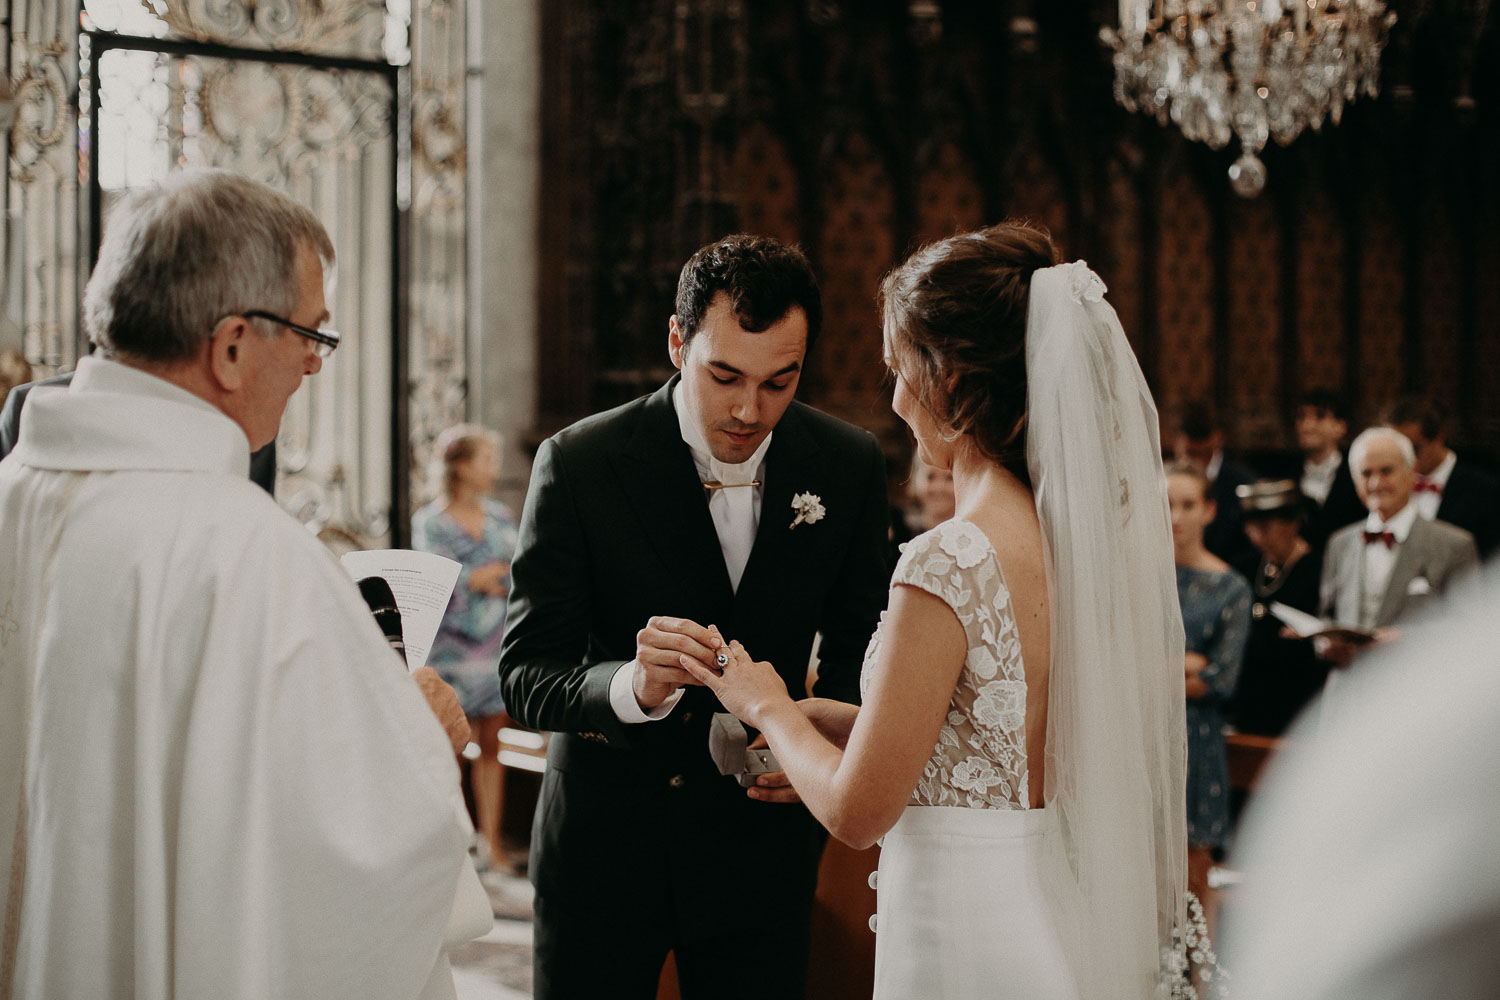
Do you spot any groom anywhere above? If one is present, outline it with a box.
[499,234,889,999]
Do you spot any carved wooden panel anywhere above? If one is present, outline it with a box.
[537,0,1500,465]
[1476,214,1500,447]
[814,131,896,433]
[734,120,802,248]
[915,142,984,245]
[1099,154,1145,361]
[1356,190,1405,428]
[1227,193,1283,448]
[1008,147,1070,259]
[1154,162,1214,425]
[1418,194,1463,410]
[1294,187,1346,401]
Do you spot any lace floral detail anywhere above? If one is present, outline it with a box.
[860,519,1031,810]
[1065,260,1108,304]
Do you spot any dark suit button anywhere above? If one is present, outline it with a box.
[681,712,693,724]
[668,774,686,789]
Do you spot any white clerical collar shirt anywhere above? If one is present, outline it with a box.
[1413,449,1457,521]
[607,382,775,724]
[13,355,250,476]
[1301,450,1342,506]
[1360,501,1419,627]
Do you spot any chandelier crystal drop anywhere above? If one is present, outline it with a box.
[1105,0,1396,196]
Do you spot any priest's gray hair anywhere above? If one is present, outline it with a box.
[1349,425,1417,473]
[83,168,335,364]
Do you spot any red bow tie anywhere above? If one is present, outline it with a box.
[1413,478,1442,495]
[1363,530,1397,548]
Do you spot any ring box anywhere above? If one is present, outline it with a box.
[708,713,781,787]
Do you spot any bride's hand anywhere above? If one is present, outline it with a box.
[797,697,859,750]
[677,638,789,728]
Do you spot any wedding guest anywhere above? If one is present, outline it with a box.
[413,424,521,871]
[1317,427,1478,666]
[0,168,486,1000]
[1293,389,1364,554]
[687,226,1190,999]
[1228,480,1328,737]
[1382,395,1499,560]
[498,234,888,1000]
[1173,399,1256,567]
[1167,462,1251,922]
[908,456,956,530]
[1225,563,1500,1000]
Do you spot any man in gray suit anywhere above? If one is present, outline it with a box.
[1318,426,1477,665]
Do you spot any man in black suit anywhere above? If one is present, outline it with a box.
[2,372,278,493]
[1174,398,1257,566]
[1384,395,1498,561]
[1293,389,1365,553]
[499,235,888,999]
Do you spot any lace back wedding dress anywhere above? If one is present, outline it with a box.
[864,518,1078,999]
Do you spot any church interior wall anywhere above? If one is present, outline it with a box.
[531,0,1500,478]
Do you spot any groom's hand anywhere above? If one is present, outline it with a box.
[631,616,721,709]
[745,733,801,803]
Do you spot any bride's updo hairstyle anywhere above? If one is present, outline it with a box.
[879,221,1060,486]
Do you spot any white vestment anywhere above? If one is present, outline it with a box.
[0,358,487,999]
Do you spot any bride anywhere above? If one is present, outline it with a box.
[681,223,1188,998]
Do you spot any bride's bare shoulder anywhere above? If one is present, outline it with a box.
[960,494,1045,579]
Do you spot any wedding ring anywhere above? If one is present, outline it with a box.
[715,648,731,668]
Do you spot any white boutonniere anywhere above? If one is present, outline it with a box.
[789,492,826,530]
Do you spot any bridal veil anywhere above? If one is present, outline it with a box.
[1025,262,1189,998]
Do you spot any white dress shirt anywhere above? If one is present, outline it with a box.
[1360,502,1418,628]
[1300,450,1342,507]
[1412,449,1456,521]
[607,383,774,724]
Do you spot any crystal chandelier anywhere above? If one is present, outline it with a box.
[1105,1,1396,197]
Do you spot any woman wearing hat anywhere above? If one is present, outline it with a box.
[1229,479,1330,737]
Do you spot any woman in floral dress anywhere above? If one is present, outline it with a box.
[413,424,519,869]
[1166,461,1252,920]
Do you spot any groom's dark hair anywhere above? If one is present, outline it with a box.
[674,234,822,351]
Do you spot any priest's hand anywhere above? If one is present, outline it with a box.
[630,615,719,709]
[414,666,471,754]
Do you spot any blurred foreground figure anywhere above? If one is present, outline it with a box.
[1223,563,1500,999]
[0,169,485,1000]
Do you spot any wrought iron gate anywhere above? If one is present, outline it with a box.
[3,0,471,547]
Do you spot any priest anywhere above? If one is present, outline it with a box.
[0,169,488,1000]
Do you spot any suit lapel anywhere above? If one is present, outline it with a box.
[1377,519,1429,626]
[1338,533,1364,625]
[736,405,821,607]
[611,378,735,603]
